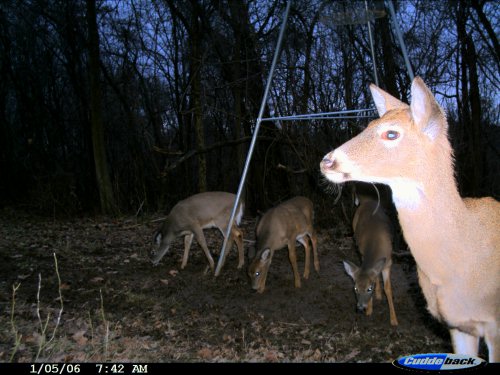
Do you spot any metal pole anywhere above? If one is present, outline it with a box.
[215,1,291,276]
[365,0,379,86]
[386,0,414,80]
[261,108,376,121]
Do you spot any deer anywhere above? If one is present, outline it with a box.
[320,77,500,361]
[343,188,398,326]
[150,191,244,273]
[248,196,319,293]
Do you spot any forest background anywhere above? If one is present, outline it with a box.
[0,0,498,217]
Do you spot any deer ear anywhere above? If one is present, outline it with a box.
[261,248,271,261]
[410,77,446,140]
[369,84,407,117]
[343,260,359,280]
[154,231,162,246]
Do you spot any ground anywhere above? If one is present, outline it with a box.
[0,207,468,363]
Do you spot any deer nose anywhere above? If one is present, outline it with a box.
[356,304,366,314]
[321,155,336,170]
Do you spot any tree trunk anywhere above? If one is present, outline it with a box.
[86,0,117,215]
[457,0,483,196]
[465,31,483,195]
[377,1,399,97]
[190,0,207,192]
[471,0,500,69]
[228,1,245,176]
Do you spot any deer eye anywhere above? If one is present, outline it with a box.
[367,285,374,293]
[354,287,358,293]
[255,271,260,277]
[381,130,400,140]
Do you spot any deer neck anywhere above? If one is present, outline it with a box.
[389,146,467,284]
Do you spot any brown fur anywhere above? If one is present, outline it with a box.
[344,193,398,326]
[248,197,319,293]
[151,191,244,273]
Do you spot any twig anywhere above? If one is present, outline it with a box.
[276,163,307,174]
[49,253,64,343]
[35,273,51,360]
[276,321,311,326]
[241,328,246,351]
[135,200,145,217]
[88,311,95,350]
[150,217,167,224]
[160,135,283,174]
[35,253,64,360]
[370,183,381,216]
[100,289,109,359]
[9,283,22,362]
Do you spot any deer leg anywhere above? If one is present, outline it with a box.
[450,329,479,356]
[287,242,301,288]
[217,234,232,273]
[213,224,231,275]
[382,267,398,326]
[298,237,311,279]
[232,227,244,269]
[193,228,215,272]
[181,233,194,269]
[375,276,382,300]
[484,324,500,362]
[310,231,320,273]
[366,296,373,316]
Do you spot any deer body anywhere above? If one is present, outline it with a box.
[320,77,499,361]
[248,196,319,293]
[151,191,244,272]
[343,194,398,326]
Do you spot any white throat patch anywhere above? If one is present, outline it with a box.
[388,179,424,210]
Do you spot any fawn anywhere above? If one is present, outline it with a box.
[248,196,319,293]
[343,187,398,326]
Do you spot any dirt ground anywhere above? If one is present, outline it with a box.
[1,207,481,363]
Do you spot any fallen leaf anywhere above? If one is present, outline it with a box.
[312,348,322,361]
[169,269,178,277]
[264,350,279,362]
[160,279,169,285]
[344,348,360,361]
[25,332,41,344]
[90,277,104,284]
[197,347,213,359]
[72,330,88,346]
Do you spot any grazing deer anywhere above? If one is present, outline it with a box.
[151,191,244,272]
[343,190,398,326]
[320,77,500,361]
[248,196,319,293]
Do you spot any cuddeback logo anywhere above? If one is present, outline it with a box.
[393,353,487,371]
